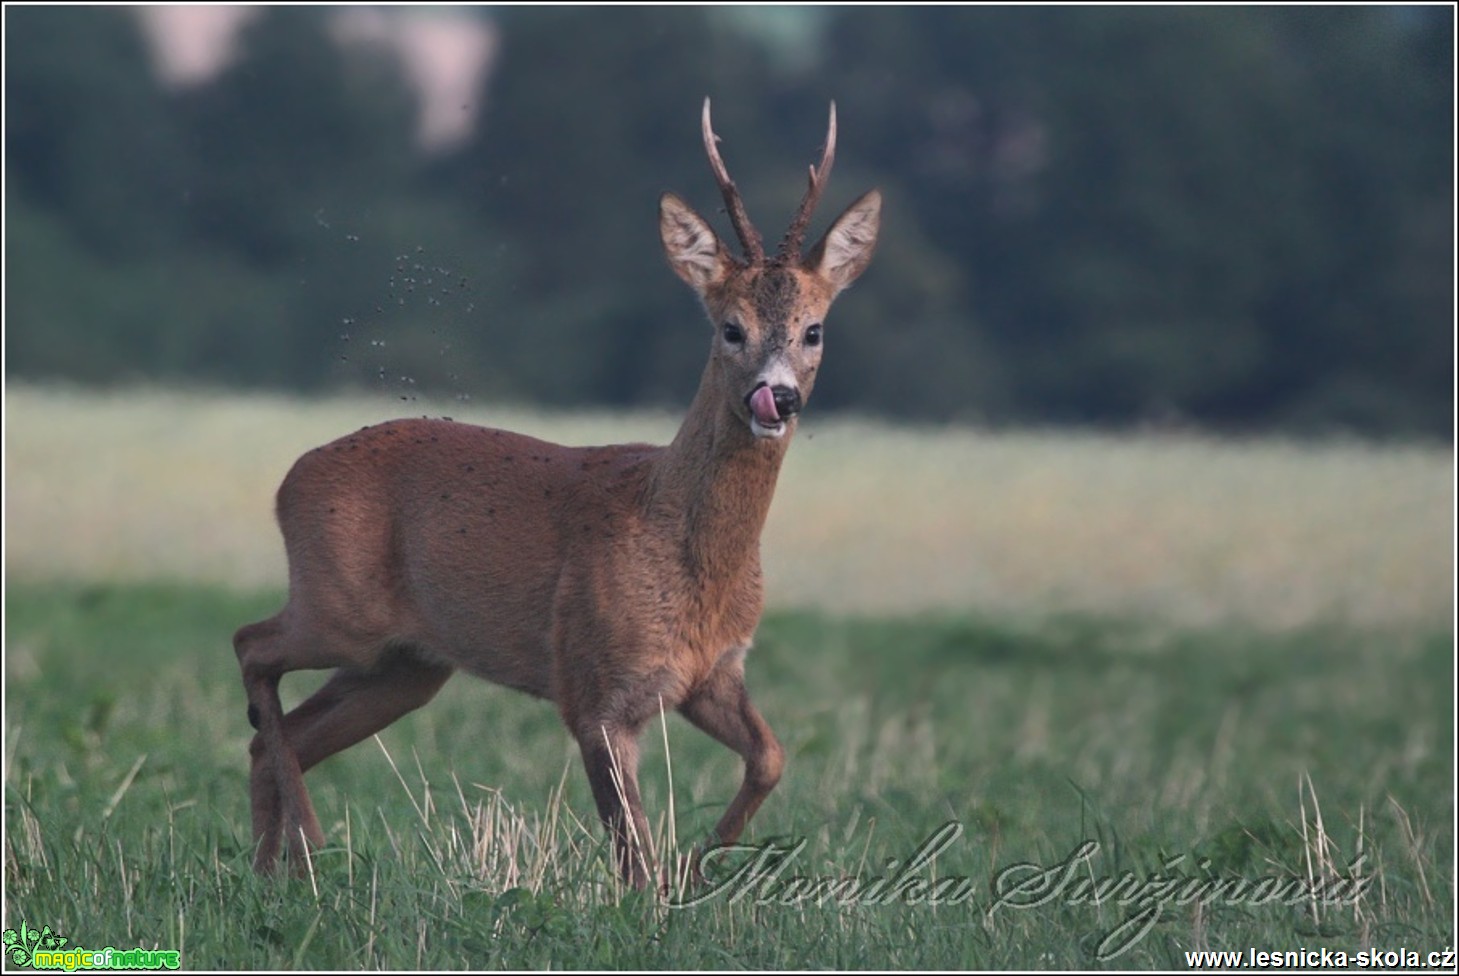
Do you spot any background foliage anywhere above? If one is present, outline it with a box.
[6,6,1453,435]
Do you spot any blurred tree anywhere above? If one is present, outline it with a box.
[7,5,199,380]
[7,5,188,258]
[823,5,1453,434]
[436,6,784,408]
[5,6,1452,436]
[1252,5,1453,434]
[173,7,417,265]
[167,7,426,388]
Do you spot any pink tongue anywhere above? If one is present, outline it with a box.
[750,386,780,425]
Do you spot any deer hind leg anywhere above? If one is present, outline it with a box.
[236,615,322,873]
[287,654,453,772]
[233,605,450,874]
[244,649,454,873]
[679,662,784,847]
[575,724,654,889]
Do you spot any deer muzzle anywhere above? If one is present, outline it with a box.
[746,382,801,438]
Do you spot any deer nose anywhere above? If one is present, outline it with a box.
[771,385,801,418]
[746,381,802,425]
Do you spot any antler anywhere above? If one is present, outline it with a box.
[702,98,765,265]
[776,101,837,263]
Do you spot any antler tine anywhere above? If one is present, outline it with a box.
[777,101,838,262]
[701,98,765,264]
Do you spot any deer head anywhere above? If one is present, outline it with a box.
[660,99,882,440]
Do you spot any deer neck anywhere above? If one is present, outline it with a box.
[649,361,790,583]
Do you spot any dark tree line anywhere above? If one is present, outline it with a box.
[6,6,1453,436]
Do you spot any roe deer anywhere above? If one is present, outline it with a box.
[234,99,881,888]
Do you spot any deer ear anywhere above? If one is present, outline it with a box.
[807,189,881,294]
[660,192,731,294]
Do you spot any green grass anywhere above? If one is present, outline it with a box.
[4,385,1453,967]
[5,583,1452,969]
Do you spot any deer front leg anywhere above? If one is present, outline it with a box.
[679,663,784,847]
[576,725,655,889]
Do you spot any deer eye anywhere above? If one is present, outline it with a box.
[722,322,745,345]
[804,324,823,347]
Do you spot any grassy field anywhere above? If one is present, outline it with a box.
[4,584,1452,968]
[7,384,1452,627]
[3,386,1454,968]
